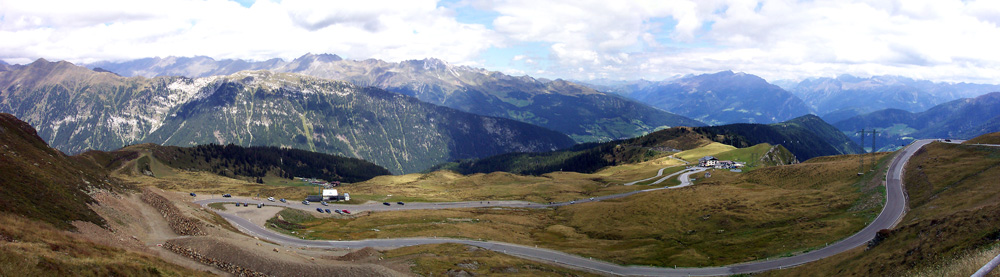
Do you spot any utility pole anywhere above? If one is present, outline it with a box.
[870,129,880,171]
[856,129,867,175]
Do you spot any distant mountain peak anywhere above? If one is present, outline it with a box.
[401,58,449,71]
[295,53,342,63]
[710,70,736,77]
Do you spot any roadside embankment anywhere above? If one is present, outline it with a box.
[141,188,205,236]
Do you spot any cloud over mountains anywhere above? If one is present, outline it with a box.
[2,0,1000,83]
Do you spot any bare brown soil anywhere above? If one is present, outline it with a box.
[69,186,421,277]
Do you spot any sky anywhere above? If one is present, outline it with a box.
[2,0,1000,83]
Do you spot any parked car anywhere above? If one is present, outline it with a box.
[235,202,241,207]
[257,203,262,208]
[243,203,248,207]
[383,202,391,206]
[267,197,275,202]
[302,200,309,205]
[341,210,351,214]
[325,209,331,213]
[189,192,196,197]
[335,210,344,214]
[397,201,405,205]
[280,198,287,203]
[316,208,323,213]
[222,194,231,198]
[321,201,328,206]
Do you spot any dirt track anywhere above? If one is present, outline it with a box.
[74,188,410,277]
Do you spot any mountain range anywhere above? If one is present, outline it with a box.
[783,75,1000,123]
[833,92,1000,150]
[583,71,812,125]
[0,59,575,174]
[584,72,1000,129]
[88,54,703,142]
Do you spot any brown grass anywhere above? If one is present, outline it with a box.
[348,161,688,203]
[907,242,1000,277]
[675,142,736,161]
[383,243,601,276]
[902,142,1000,223]
[0,213,209,276]
[964,132,1000,145]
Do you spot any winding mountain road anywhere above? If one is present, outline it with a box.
[195,139,932,276]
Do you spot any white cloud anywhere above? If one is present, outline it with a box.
[481,0,1000,83]
[0,0,499,64]
[3,0,1000,83]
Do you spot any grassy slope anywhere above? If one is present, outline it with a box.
[348,163,687,203]
[772,141,1000,276]
[0,213,208,276]
[964,131,1000,145]
[674,142,736,162]
[383,243,600,277]
[0,113,123,230]
[275,153,886,267]
[0,113,211,275]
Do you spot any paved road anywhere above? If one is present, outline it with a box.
[623,166,672,186]
[673,168,708,188]
[623,156,690,186]
[196,140,932,276]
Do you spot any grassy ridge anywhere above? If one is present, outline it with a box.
[963,131,1000,145]
[674,142,736,161]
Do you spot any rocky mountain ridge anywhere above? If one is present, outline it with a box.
[0,59,575,174]
[87,54,703,142]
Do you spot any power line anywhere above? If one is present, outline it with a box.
[856,129,867,175]
[870,129,880,172]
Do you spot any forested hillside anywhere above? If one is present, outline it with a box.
[147,144,390,183]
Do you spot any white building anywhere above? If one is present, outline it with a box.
[699,156,719,167]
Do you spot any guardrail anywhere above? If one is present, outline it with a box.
[972,252,1000,277]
